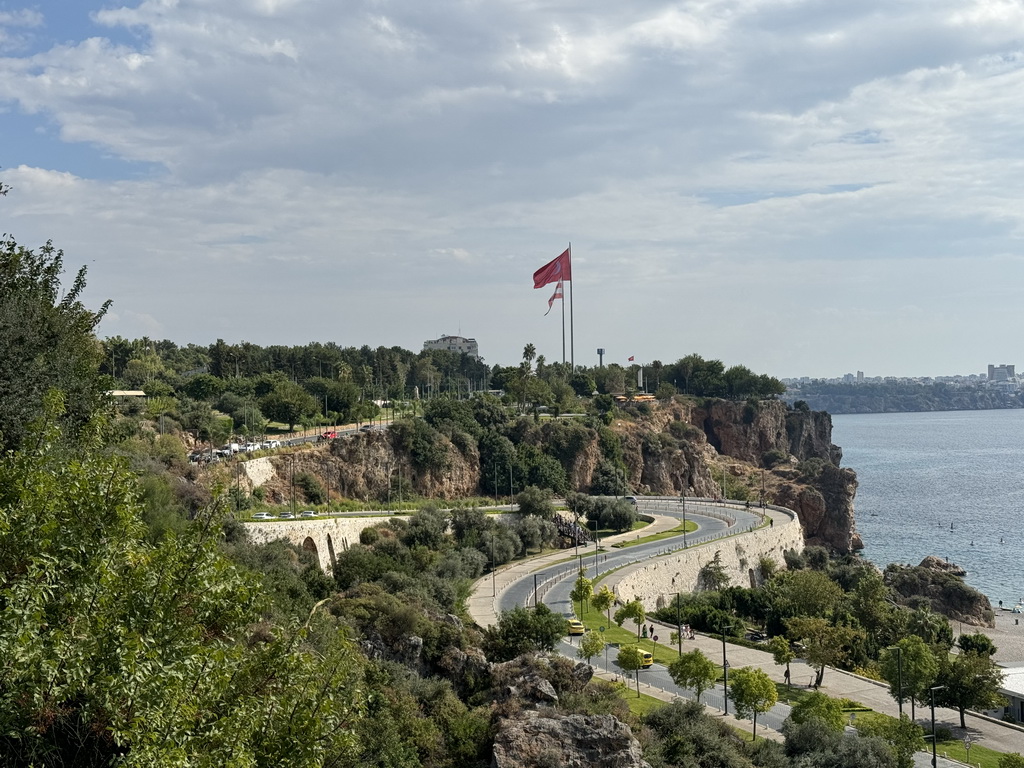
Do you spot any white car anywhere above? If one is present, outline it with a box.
[251,512,276,520]
[261,439,281,449]
[243,442,260,452]
[299,510,317,518]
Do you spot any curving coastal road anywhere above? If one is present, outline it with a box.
[468,501,1016,762]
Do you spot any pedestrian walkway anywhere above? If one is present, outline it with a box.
[468,516,1024,758]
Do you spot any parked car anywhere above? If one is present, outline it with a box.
[251,512,276,520]
[243,442,260,452]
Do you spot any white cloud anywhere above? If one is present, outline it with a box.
[2,1,1024,374]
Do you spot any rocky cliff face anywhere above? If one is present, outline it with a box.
[690,399,842,466]
[771,464,862,554]
[491,710,651,768]
[244,397,861,552]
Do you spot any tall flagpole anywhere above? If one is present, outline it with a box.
[561,279,566,366]
[568,242,575,370]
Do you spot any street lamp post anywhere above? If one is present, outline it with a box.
[676,592,682,657]
[681,493,687,548]
[929,685,946,768]
[887,645,904,718]
[289,454,296,516]
[721,626,729,716]
[723,660,730,716]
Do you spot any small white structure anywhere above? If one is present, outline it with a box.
[423,335,480,360]
[986,663,1024,723]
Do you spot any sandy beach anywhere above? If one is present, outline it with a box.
[956,609,1024,664]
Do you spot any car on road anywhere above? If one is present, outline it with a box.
[359,425,374,432]
[261,439,281,449]
[319,431,338,441]
[279,512,295,519]
[640,651,654,668]
[299,510,317,518]
[251,512,276,520]
[567,619,586,636]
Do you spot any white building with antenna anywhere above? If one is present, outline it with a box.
[422,334,480,360]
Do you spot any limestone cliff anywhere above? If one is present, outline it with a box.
[238,398,861,552]
[771,464,862,554]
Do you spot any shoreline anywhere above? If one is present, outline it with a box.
[955,609,1024,664]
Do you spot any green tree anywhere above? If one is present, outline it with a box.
[516,484,555,517]
[957,632,997,657]
[935,651,1006,728]
[765,568,844,620]
[578,631,606,665]
[879,635,939,720]
[728,667,778,740]
[614,599,647,641]
[667,649,718,705]
[0,234,110,453]
[0,403,365,766]
[570,572,594,618]
[999,754,1024,768]
[767,635,795,689]
[592,584,616,626]
[617,645,646,698]
[856,714,924,768]
[698,550,731,591]
[482,604,567,662]
[786,617,863,687]
[260,379,319,431]
[789,691,845,731]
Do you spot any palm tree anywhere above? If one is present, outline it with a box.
[522,343,537,370]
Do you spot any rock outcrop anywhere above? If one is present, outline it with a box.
[772,463,862,554]
[884,558,995,627]
[491,710,651,768]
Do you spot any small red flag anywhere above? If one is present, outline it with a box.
[533,248,572,288]
[628,356,635,362]
[544,279,564,316]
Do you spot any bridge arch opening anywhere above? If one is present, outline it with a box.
[302,536,319,559]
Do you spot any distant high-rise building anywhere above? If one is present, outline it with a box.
[423,335,480,360]
[856,370,864,383]
[988,364,1015,381]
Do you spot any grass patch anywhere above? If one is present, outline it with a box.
[612,520,698,549]
[622,690,670,717]
[576,606,728,674]
[934,739,1004,768]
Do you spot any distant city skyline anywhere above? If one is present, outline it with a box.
[4,3,1024,375]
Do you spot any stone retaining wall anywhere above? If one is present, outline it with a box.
[610,508,804,610]
[243,512,521,572]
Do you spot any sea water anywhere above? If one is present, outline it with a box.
[831,409,1024,608]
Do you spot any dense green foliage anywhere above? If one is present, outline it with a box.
[0,235,110,453]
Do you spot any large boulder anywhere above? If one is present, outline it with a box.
[492,710,651,768]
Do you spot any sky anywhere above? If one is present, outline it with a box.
[2,0,1024,379]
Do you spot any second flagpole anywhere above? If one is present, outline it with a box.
[568,242,574,370]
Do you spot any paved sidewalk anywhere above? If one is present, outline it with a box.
[646,618,1024,755]
[467,513,682,629]
[468,515,1024,756]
